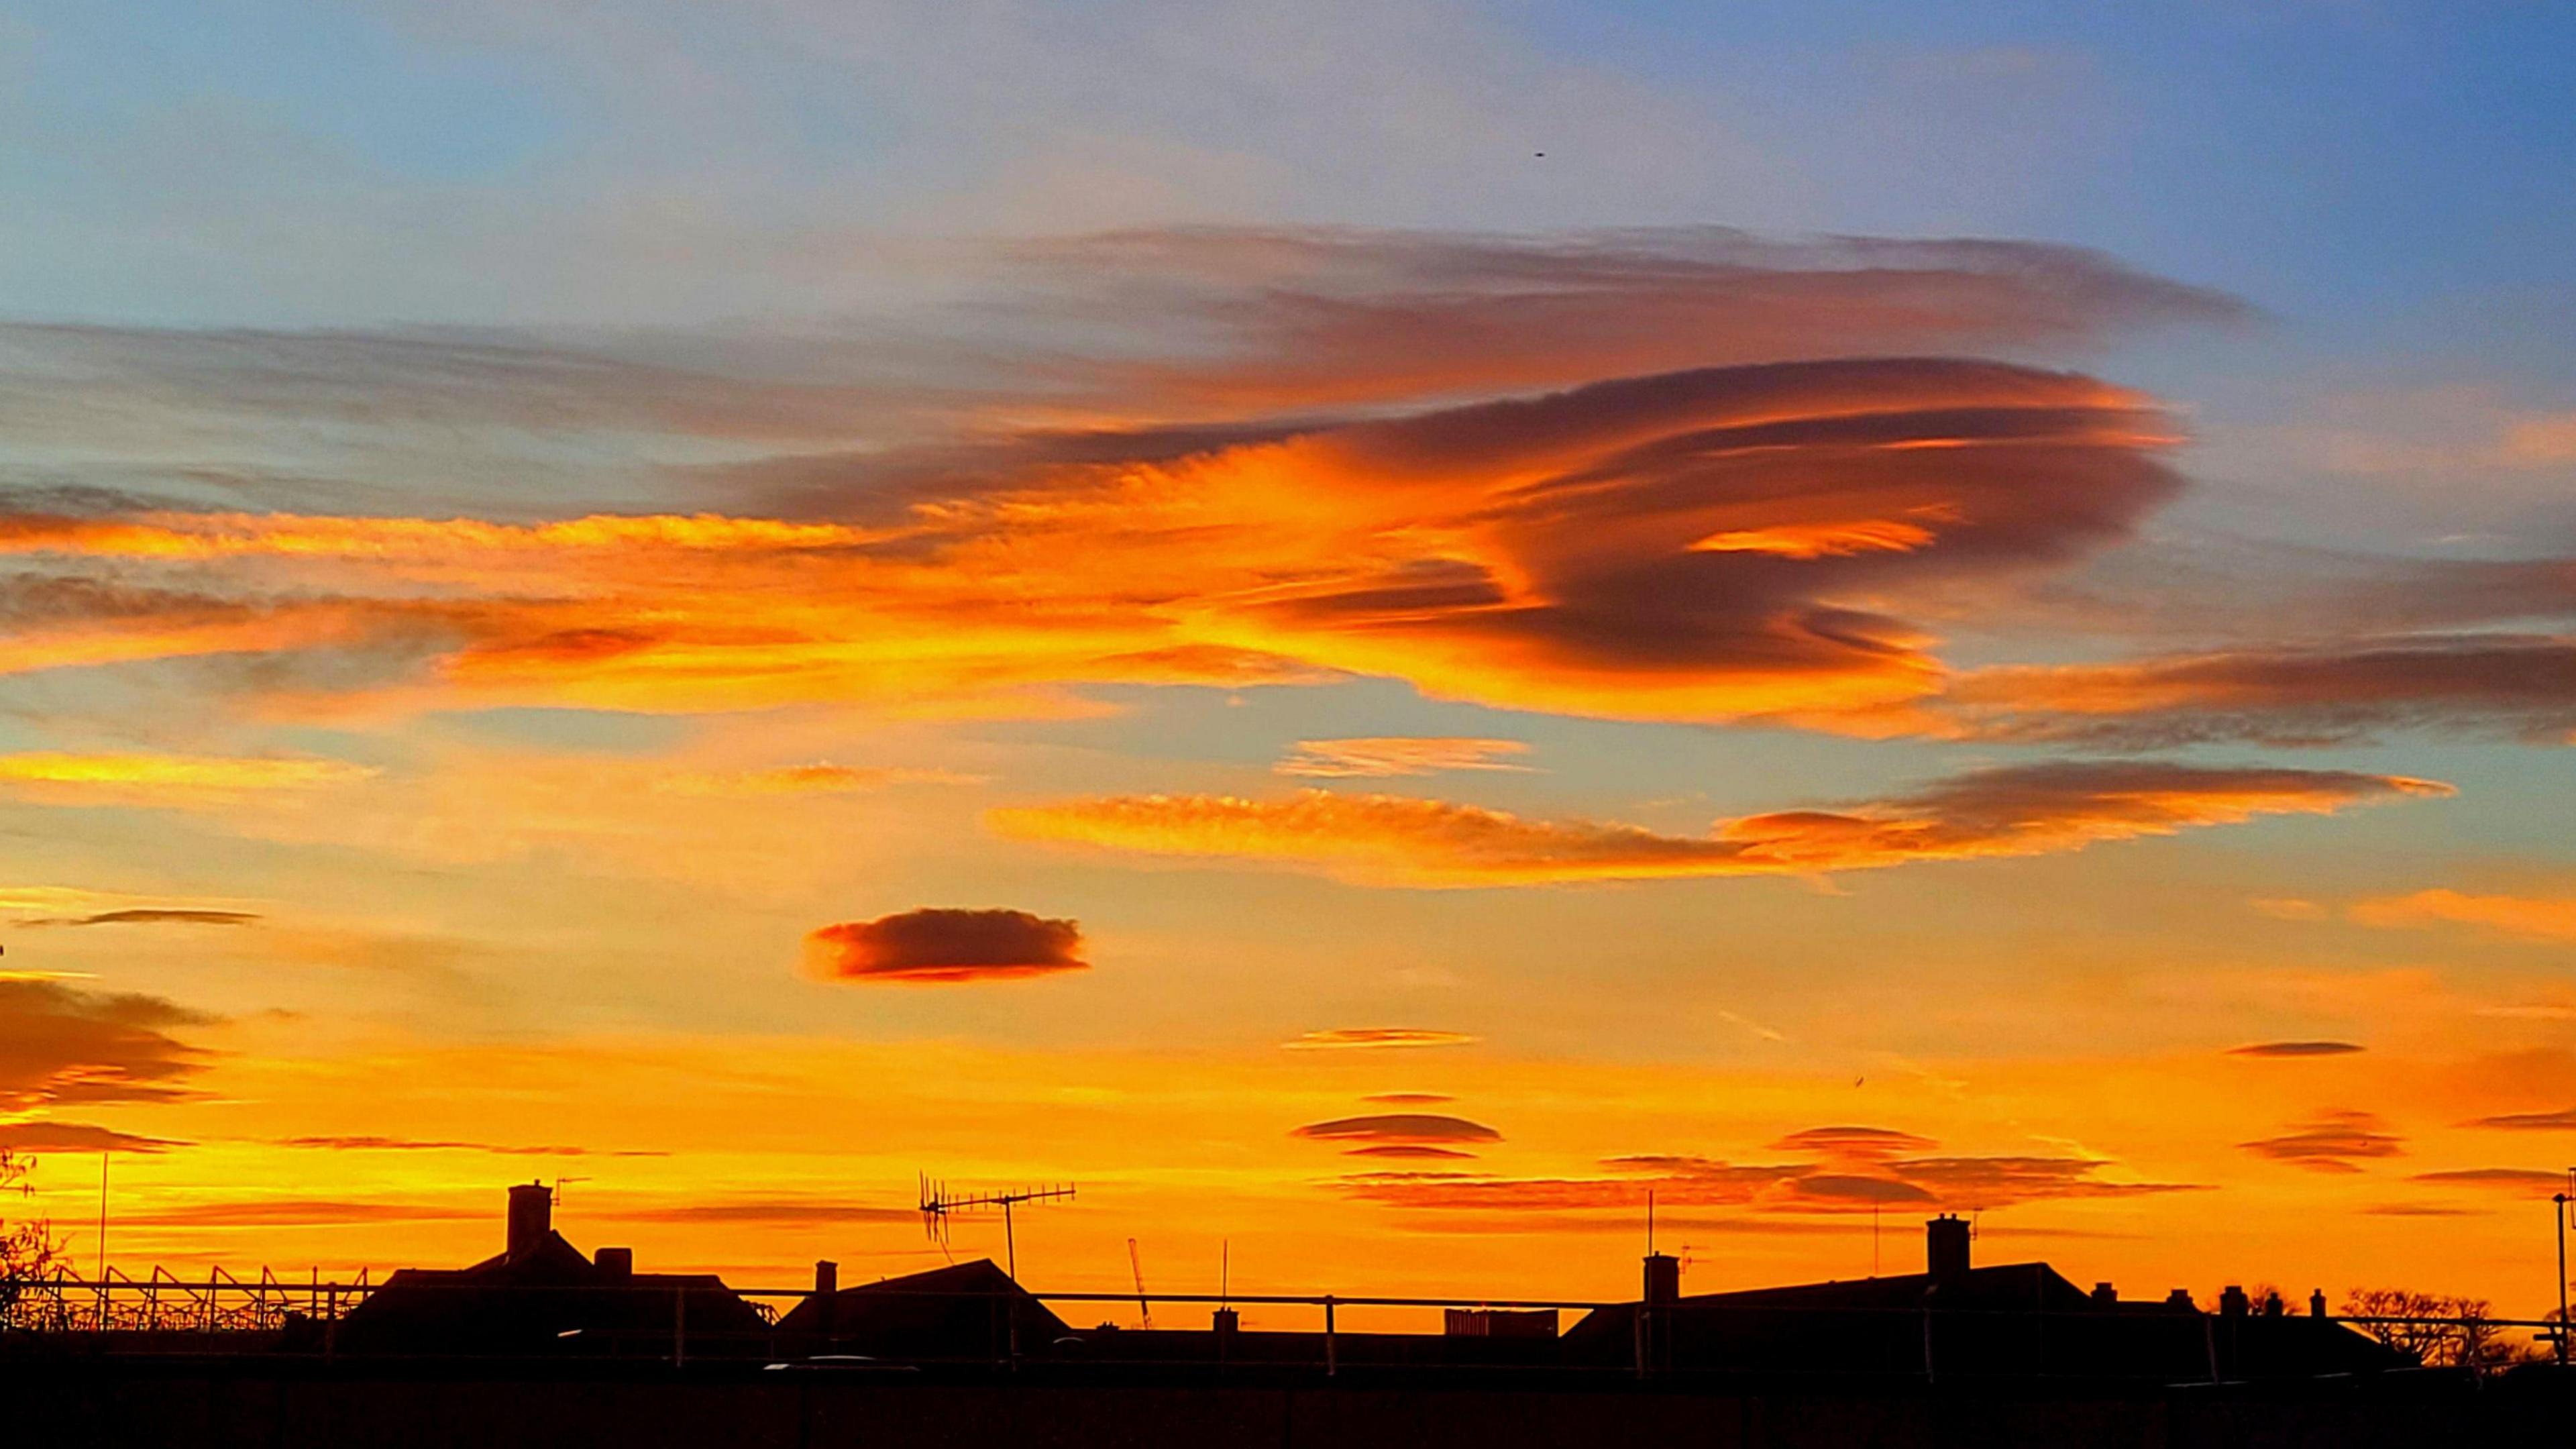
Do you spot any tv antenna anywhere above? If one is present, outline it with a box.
[551,1176,590,1206]
[918,1176,1075,1281]
[1128,1238,1152,1328]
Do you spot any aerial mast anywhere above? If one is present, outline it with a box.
[917,1177,1076,1281]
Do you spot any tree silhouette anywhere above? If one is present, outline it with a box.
[1,1149,65,1324]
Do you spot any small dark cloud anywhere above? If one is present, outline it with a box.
[2227,1040,2367,1058]
[1342,1144,1479,1161]
[1362,1092,1455,1105]
[804,908,1087,983]
[1768,1126,1938,1159]
[2463,1108,2576,1130]
[2409,1168,2569,1195]
[2363,1203,2487,1218]
[1293,1113,1502,1145]
[25,908,261,928]
[1788,1174,1937,1205]
[2239,1110,2403,1173]
[0,1120,188,1153]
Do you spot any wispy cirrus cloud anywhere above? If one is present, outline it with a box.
[274,1135,667,1158]
[0,752,376,807]
[2349,888,2576,943]
[1282,1028,1480,1050]
[1275,737,1532,779]
[804,908,1089,983]
[2461,1108,2576,1131]
[990,761,2449,887]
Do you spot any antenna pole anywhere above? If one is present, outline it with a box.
[1003,1199,1016,1282]
[96,1151,109,1281]
[1647,1189,1655,1256]
[2557,1173,2571,1368]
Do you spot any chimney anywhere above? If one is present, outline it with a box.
[2164,1289,2195,1309]
[2091,1282,2117,1307]
[1925,1215,1971,1281]
[1211,1307,1240,1334]
[595,1246,633,1280]
[814,1260,839,1297]
[2310,1289,2328,1319]
[1642,1253,1680,1305]
[2262,1291,2284,1318]
[506,1181,552,1261]
[2219,1285,2250,1319]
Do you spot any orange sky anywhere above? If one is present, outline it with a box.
[5,225,2576,1325]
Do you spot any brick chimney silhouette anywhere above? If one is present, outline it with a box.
[1926,1214,1971,1281]
[506,1181,552,1262]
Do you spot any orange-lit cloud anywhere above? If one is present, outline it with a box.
[1767,1126,1938,1159]
[0,1120,187,1152]
[651,763,981,796]
[0,979,213,1110]
[804,908,1088,983]
[2461,1109,2576,1131]
[1343,1135,2198,1216]
[2349,888,2576,942]
[1939,636,2576,747]
[1362,1092,1456,1105]
[2408,1169,2569,1197]
[2238,1111,2403,1173]
[1291,1113,1502,1145]
[0,356,2188,727]
[990,762,2449,887]
[1275,738,1532,778]
[2226,1041,2366,1058]
[1281,1029,1481,1051]
[274,1135,664,1157]
[21,908,261,928]
[0,751,376,806]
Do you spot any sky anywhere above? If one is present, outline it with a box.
[4,0,2576,1326]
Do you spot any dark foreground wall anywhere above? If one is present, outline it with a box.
[9,1361,2569,1449]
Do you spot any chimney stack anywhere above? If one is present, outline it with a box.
[1642,1253,1680,1305]
[595,1247,633,1280]
[2219,1285,2250,1319]
[814,1260,838,1297]
[2091,1282,2117,1306]
[2310,1289,2328,1319]
[1925,1215,1971,1281]
[506,1181,552,1261]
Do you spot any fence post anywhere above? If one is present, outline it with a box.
[674,1287,687,1368]
[1324,1296,1336,1379]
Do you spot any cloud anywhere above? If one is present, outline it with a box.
[2226,1040,2367,1058]
[1936,635,2576,748]
[0,1120,188,1153]
[0,352,2194,728]
[804,908,1088,983]
[1291,1113,1503,1145]
[1362,1091,1456,1104]
[1767,1126,1939,1159]
[0,979,215,1110]
[2246,898,2327,921]
[2461,1109,2576,1131]
[114,1199,486,1227]
[2408,1168,2570,1196]
[604,1200,917,1226]
[2238,1110,2403,1173]
[2350,889,2576,943]
[1275,737,1533,778]
[1342,1139,2198,1215]
[1282,1028,1481,1050]
[1341,1144,1480,1161]
[991,761,2449,887]
[0,752,377,808]
[651,764,981,796]
[24,908,262,928]
[274,1134,665,1157]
